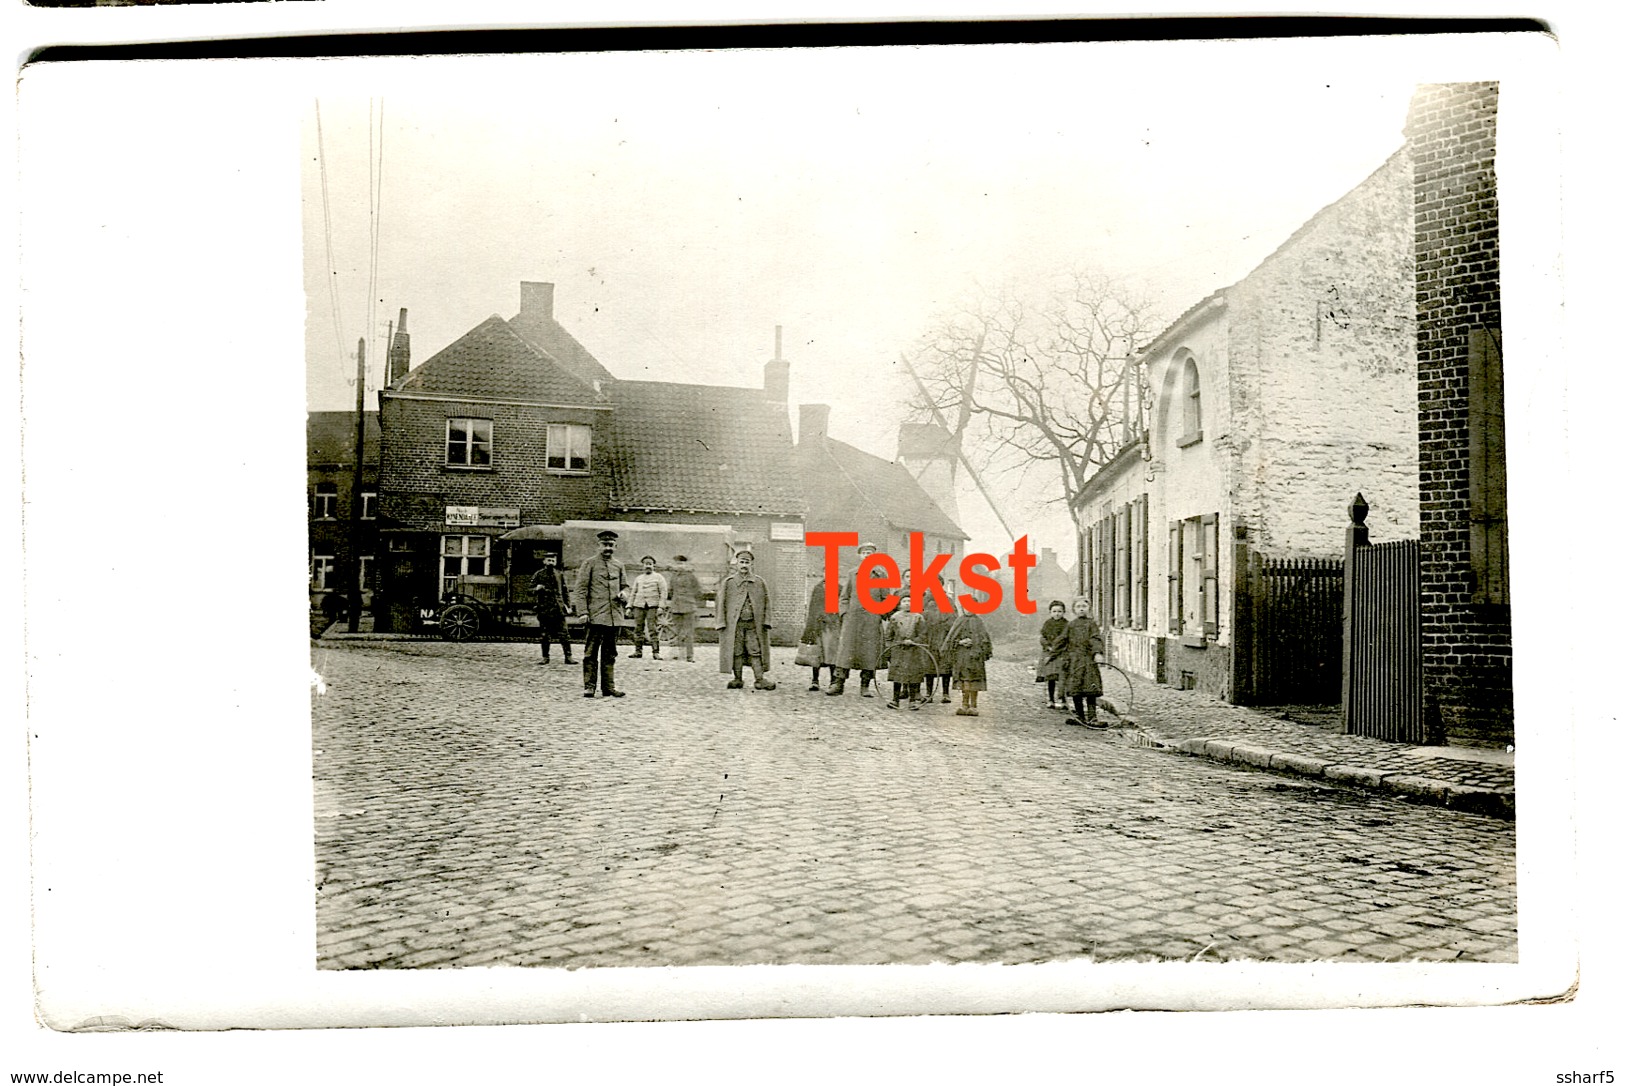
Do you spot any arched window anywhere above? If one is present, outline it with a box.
[1179,357,1202,447]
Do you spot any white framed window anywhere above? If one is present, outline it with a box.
[311,553,336,590]
[440,534,490,596]
[360,490,378,519]
[312,482,338,519]
[546,423,592,473]
[1178,357,1203,447]
[358,555,374,591]
[1168,512,1219,640]
[446,418,493,467]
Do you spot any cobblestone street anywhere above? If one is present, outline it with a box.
[311,638,1516,970]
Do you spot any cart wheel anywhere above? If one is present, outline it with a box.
[658,619,676,644]
[440,603,481,642]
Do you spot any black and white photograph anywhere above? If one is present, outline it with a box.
[14,15,1608,1081]
[301,40,1525,976]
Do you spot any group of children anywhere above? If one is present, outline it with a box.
[796,552,994,717]
[1035,597,1108,727]
[793,546,1110,726]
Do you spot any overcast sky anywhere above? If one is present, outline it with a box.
[302,38,1461,556]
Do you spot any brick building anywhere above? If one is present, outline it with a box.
[372,282,806,639]
[307,411,380,617]
[1406,83,1511,746]
[1074,146,1419,701]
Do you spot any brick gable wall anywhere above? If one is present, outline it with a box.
[1405,82,1512,745]
[378,394,611,530]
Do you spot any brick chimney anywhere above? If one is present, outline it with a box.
[520,281,555,321]
[386,308,411,385]
[763,325,790,403]
[799,403,830,447]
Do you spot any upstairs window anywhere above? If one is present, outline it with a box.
[1178,358,1203,447]
[311,482,338,519]
[360,490,378,520]
[446,418,492,468]
[547,423,592,474]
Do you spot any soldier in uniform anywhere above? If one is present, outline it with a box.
[716,548,776,691]
[528,550,574,665]
[666,555,705,663]
[574,530,630,698]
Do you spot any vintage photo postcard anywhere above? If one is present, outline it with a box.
[17,27,1581,1055]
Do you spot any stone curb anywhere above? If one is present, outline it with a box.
[1123,725,1514,821]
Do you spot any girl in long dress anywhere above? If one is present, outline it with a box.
[1059,596,1107,726]
[1034,599,1069,709]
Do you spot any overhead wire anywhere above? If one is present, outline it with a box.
[314,100,349,384]
[366,99,386,397]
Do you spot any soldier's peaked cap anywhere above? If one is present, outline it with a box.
[596,529,619,542]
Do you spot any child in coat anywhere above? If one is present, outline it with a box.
[946,605,994,717]
[1035,599,1069,709]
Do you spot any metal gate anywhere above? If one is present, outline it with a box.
[1343,538,1424,741]
[1251,556,1344,704]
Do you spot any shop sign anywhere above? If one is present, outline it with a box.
[770,521,802,542]
[445,506,521,528]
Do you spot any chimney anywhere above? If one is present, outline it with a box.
[520,281,555,321]
[763,325,790,403]
[1041,547,1056,566]
[799,403,830,447]
[386,308,411,385]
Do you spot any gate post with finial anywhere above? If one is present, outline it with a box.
[1340,493,1370,732]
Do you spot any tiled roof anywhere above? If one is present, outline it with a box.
[507,308,617,388]
[307,411,380,466]
[393,316,602,404]
[806,436,968,541]
[604,381,806,516]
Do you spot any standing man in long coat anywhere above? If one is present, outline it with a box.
[833,541,887,698]
[528,550,573,666]
[716,547,775,690]
[798,573,843,692]
[574,529,630,698]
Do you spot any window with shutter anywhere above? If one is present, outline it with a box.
[1167,520,1182,634]
[1115,505,1130,626]
[1134,495,1149,630]
[1101,516,1114,625]
[1202,513,1220,637]
[1184,518,1204,637]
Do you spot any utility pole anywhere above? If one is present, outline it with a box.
[347,336,366,632]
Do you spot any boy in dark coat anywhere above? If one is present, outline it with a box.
[884,575,928,710]
[920,594,956,704]
[716,548,775,691]
[1060,596,1107,726]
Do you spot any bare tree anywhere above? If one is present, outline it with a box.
[904,269,1160,533]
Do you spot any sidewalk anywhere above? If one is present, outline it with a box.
[1092,667,1514,820]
